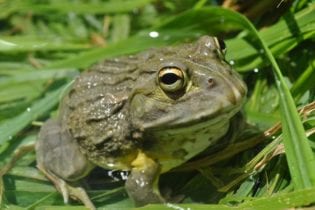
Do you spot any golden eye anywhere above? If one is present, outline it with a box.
[158,67,186,92]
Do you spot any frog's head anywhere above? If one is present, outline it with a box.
[129,36,247,132]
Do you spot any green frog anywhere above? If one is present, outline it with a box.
[36,36,247,209]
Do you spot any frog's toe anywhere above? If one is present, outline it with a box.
[65,183,95,210]
[58,178,70,203]
[37,163,95,210]
[161,187,185,203]
[55,178,95,210]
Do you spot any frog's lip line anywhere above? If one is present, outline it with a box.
[140,100,244,130]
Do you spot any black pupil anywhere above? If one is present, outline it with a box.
[161,73,179,85]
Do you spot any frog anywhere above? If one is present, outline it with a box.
[35,36,247,209]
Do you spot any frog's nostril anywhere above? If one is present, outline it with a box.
[207,78,215,87]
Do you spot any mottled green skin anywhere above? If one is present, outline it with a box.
[36,36,247,207]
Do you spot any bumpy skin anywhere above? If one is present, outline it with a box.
[36,36,247,208]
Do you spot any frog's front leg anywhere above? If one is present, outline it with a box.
[36,119,95,209]
[125,151,165,206]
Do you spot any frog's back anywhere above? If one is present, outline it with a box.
[59,55,148,167]
[66,56,140,110]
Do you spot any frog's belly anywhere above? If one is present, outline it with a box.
[147,114,232,173]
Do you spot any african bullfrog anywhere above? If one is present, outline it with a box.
[36,36,247,209]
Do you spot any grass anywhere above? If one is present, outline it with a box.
[1,0,315,209]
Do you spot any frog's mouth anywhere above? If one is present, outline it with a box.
[140,99,244,131]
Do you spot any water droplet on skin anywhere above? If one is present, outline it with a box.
[107,171,120,181]
[8,136,13,140]
[120,171,128,180]
[87,82,93,89]
[140,181,146,187]
[107,163,115,167]
[107,170,129,181]
[149,31,159,38]
[229,60,235,65]
[26,107,31,112]
[205,41,211,47]
[135,178,146,187]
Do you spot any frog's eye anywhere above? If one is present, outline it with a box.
[158,67,186,92]
[214,37,226,55]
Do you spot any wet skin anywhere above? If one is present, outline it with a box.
[36,36,247,209]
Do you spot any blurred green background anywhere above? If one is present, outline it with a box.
[1,0,315,209]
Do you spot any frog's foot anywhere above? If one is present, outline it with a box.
[0,144,34,177]
[126,151,165,206]
[37,163,95,210]
[160,187,185,203]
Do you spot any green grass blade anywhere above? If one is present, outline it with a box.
[136,187,315,210]
[0,37,90,52]
[220,8,315,189]
[46,34,169,69]
[0,85,66,145]
[249,23,315,190]
[238,187,315,210]
[225,3,315,71]
[290,59,315,101]
[0,68,78,86]
[0,0,153,18]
